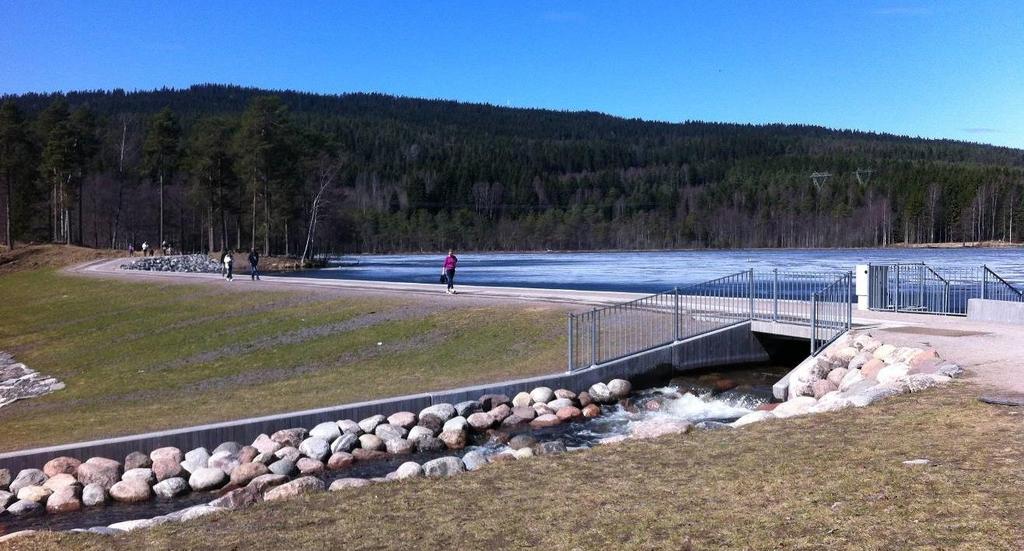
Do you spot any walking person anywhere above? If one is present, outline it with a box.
[128,243,135,257]
[141,241,149,256]
[248,249,261,281]
[224,250,234,281]
[219,250,228,278]
[442,249,458,294]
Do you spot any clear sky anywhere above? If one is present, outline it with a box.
[2,1,1022,148]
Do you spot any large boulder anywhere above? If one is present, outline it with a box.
[508,434,537,450]
[394,462,423,479]
[533,440,568,455]
[578,391,593,407]
[0,490,13,509]
[122,468,156,486]
[0,468,10,491]
[298,437,331,462]
[17,485,52,503]
[848,352,873,371]
[229,462,269,486]
[556,406,583,421]
[238,446,259,464]
[415,436,446,453]
[854,334,882,352]
[876,363,910,385]
[861,358,886,380]
[268,459,296,477]
[630,418,693,439]
[530,386,555,404]
[773,396,817,419]
[607,379,632,399]
[208,451,241,475]
[81,483,108,506]
[588,383,614,404]
[337,419,362,435]
[352,449,389,462]
[270,428,307,448]
[5,499,43,517]
[42,473,78,491]
[9,469,48,495]
[422,457,465,478]
[833,346,859,363]
[152,457,184,482]
[849,382,909,407]
[419,403,457,423]
[76,458,122,490]
[872,344,896,361]
[547,398,575,411]
[478,393,509,410]
[188,467,227,491]
[46,485,82,513]
[124,451,152,471]
[275,446,301,463]
[152,477,189,498]
[812,379,839,399]
[327,452,355,470]
[329,478,372,491]
[208,485,262,510]
[530,414,562,429]
[385,438,415,455]
[554,389,577,400]
[109,479,152,503]
[511,391,532,407]
[488,404,511,422]
[462,451,488,471]
[838,368,866,392]
[466,412,496,431]
[443,416,469,433]
[439,430,467,450]
[296,458,325,475]
[263,476,325,502]
[43,456,81,478]
[510,406,536,421]
[374,424,407,442]
[252,434,283,455]
[454,401,481,417]
[358,434,385,451]
[407,425,436,441]
[309,421,342,442]
[826,368,848,387]
[331,433,360,454]
[182,448,211,473]
[581,404,601,418]
[150,446,183,464]
[247,473,290,494]
[387,412,417,429]
[731,410,774,428]
[501,413,530,427]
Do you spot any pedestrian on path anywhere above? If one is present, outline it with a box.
[224,250,234,281]
[141,241,149,256]
[442,249,458,294]
[220,250,228,278]
[128,243,135,257]
[248,249,261,281]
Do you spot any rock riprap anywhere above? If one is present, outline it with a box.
[0,351,64,409]
[730,332,961,428]
[120,254,222,273]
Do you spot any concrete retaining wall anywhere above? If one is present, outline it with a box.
[0,322,768,473]
[967,298,1024,325]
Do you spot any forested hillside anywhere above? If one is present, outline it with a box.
[1,84,1022,255]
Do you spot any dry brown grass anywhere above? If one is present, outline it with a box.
[14,385,1024,550]
[0,244,121,275]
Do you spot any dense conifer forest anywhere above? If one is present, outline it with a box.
[1,84,1022,255]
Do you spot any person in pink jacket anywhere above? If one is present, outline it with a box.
[442,250,458,294]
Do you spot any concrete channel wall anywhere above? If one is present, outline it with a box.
[967,298,1024,324]
[0,322,769,473]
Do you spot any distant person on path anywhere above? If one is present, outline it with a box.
[224,250,234,281]
[220,250,228,278]
[248,249,261,281]
[442,249,458,294]
[161,240,168,256]
[128,243,134,257]
[141,241,149,256]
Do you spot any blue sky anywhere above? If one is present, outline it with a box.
[2,1,1022,148]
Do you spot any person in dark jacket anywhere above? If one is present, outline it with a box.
[442,250,458,294]
[219,250,228,278]
[248,249,261,281]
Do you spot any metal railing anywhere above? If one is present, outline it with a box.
[567,269,853,371]
[868,263,1023,316]
[810,271,854,355]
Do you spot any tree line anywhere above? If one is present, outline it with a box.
[1,84,1023,255]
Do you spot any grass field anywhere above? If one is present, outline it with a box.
[18,386,1023,550]
[0,268,568,451]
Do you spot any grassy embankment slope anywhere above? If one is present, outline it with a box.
[0,247,568,451]
[25,389,1024,550]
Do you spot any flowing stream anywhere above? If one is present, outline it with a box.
[0,363,788,534]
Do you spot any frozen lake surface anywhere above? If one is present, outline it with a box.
[301,248,1024,293]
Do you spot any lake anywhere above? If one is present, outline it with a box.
[301,248,1024,293]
